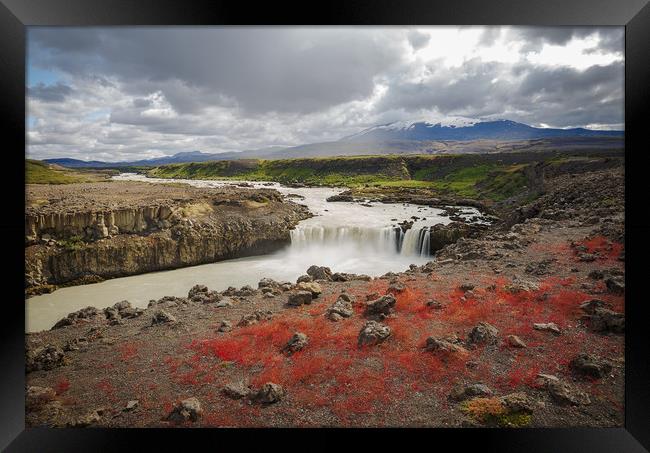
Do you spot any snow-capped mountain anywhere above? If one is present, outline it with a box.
[342,119,623,142]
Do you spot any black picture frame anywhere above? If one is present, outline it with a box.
[1,0,648,451]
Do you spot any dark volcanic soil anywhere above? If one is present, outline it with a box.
[25,168,625,428]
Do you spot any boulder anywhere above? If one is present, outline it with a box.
[124,400,139,412]
[258,277,279,289]
[387,281,406,294]
[281,332,309,355]
[214,298,234,308]
[547,380,591,406]
[500,392,534,413]
[459,283,475,292]
[506,335,527,348]
[570,353,612,379]
[70,409,104,427]
[223,381,253,400]
[287,290,313,306]
[113,300,131,311]
[238,310,273,327]
[296,281,322,298]
[253,383,285,404]
[217,320,232,332]
[364,294,396,317]
[120,307,144,319]
[586,308,625,333]
[234,285,257,297]
[188,284,208,299]
[358,321,391,347]
[326,298,354,321]
[425,337,468,355]
[504,278,539,294]
[533,322,561,335]
[605,277,625,294]
[450,383,493,401]
[26,345,66,373]
[426,300,445,309]
[467,322,499,345]
[296,274,312,283]
[103,307,120,321]
[151,310,177,325]
[428,222,476,252]
[26,386,56,410]
[306,265,333,281]
[166,397,203,423]
[580,299,612,314]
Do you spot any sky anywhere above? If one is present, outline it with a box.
[26,26,624,162]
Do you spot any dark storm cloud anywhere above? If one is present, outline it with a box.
[509,26,623,53]
[28,82,73,102]
[30,27,407,115]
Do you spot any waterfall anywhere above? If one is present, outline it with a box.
[399,227,431,257]
[290,225,430,257]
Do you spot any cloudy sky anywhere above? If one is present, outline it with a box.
[27,26,624,162]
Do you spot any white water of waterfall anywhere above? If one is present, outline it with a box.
[290,225,430,257]
[290,225,399,254]
[399,227,431,257]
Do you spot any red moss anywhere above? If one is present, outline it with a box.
[118,342,139,362]
[96,379,115,400]
[54,378,70,395]
[573,235,624,261]
[171,273,624,425]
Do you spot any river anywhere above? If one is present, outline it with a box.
[25,174,481,332]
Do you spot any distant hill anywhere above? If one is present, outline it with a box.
[42,119,623,168]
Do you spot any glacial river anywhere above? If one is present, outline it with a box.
[26,174,480,332]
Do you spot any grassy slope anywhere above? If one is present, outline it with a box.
[147,154,535,201]
[26,160,116,184]
[26,160,89,184]
[146,151,622,202]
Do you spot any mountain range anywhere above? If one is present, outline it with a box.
[43,119,624,168]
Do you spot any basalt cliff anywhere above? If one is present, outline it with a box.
[25,181,311,296]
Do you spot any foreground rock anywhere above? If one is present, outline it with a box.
[287,291,313,306]
[570,354,613,379]
[282,332,309,355]
[358,321,391,347]
[326,296,355,321]
[166,397,202,423]
[26,345,66,373]
[306,265,333,281]
[252,383,285,404]
[364,294,396,317]
[467,322,499,346]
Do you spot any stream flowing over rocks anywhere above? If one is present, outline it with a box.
[26,175,486,332]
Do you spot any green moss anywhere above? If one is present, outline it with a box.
[492,412,532,428]
[460,398,532,428]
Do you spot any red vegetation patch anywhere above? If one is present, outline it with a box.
[167,272,624,426]
[118,342,140,362]
[573,235,624,261]
[54,378,70,395]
